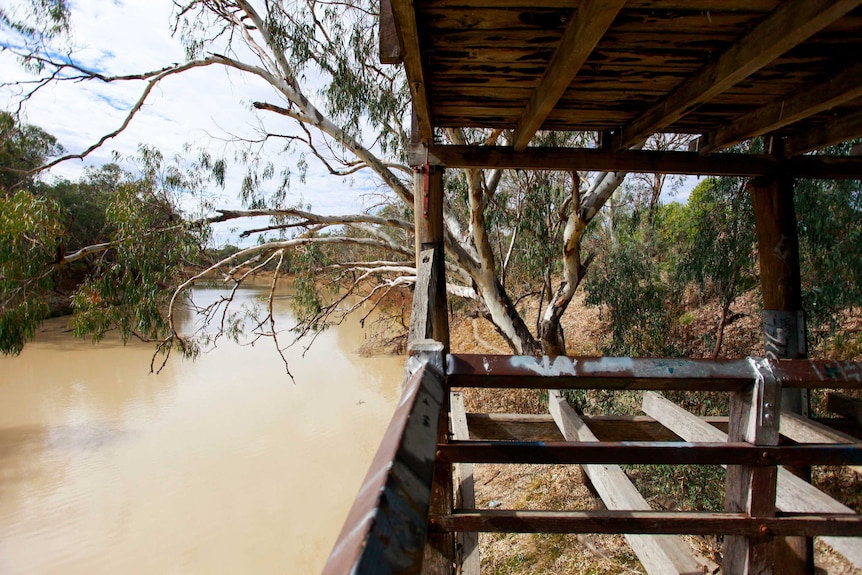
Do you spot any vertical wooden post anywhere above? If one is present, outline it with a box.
[749,174,813,573]
[413,155,449,351]
[724,359,780,574]
[412,137,452,573]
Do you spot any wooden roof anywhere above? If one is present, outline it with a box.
[384,0,862,169]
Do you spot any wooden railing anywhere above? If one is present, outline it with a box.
[324,352,862,574]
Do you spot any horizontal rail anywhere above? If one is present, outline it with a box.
[429,510,862,538]
[446,355,862,390]
[437,441,862,466]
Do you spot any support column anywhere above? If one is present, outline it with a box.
[412,143,453,574]
[724,359,780,574]
[413,158,449,351]
[749,174,813,574]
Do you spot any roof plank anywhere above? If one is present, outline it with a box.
[700,62,862,153]
[615,0,862,150]
[783,108,862,156]
[512,0,626,151]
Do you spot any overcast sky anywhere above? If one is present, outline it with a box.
[0,0,386,244]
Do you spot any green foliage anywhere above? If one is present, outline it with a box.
[290,242,332,332]
[0,0,71,71]
[36,164,123,250]
[0,110,64,191]
[69,151,202,344]
[676,177,756,304]
[585,211,682,357]
[794,142,862,344]
[0,190,65,354]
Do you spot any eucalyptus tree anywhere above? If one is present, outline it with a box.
[1,0,634,359]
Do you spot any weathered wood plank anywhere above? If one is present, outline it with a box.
[616,0,862,149]
[378,0,401,64]
[431,509,862,538]
[780,411,862,474]
[700,61,862,153]
[511,0,626,150]
[642,391,862,569]
[548,390,710,575]
[782,107,862,156]
[828,393,862,424]
[463,413,731,442]
[724,359,779,574]
[450,392,479,575]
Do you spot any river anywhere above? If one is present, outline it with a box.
[0,285,403,574]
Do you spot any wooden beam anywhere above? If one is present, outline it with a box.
[450,392,480,575]
[390,0,433,143]
[783,108,862,156]
[378,0,401,64]
[828,393,862,424]
[511,0,625,151]
[615,0,862,150]
[464,413,730,442]
[642,391,862,569]
[781,411,862,474]
[410,144,862,180]
[431,510,862,538]
[700,62,862,154]
[548,391,710,575]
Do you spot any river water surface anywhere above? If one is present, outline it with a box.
[0,285,403,574]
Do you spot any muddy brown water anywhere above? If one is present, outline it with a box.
[0,286,402,574]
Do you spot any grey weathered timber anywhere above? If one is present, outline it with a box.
[411,163,448,352]
[783,108,862,156]
[450,392,479,575]
[699,61,862,154]
[322,362,445,575]
[780,411,862,474]
[643,391,862,569]
[615,0,862,149]
[828,393,862,424]
[724,359,780,574]
[511,0,626,150]
[549,390,710,575]
[389,0,431,142]
[750,173,812,573]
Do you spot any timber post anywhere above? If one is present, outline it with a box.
[749,171,814,573]
[723,358,781,574]
[412,138,453,573]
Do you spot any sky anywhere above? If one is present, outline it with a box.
[0,0,386,245]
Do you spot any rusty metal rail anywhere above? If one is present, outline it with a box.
[437,441,862,466]
[447,354,862,390]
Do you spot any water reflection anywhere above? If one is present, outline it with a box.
[0,285,402,574]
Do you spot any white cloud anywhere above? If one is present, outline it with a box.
[1,0,390,242]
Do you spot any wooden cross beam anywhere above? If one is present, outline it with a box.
[615,0,862,151]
